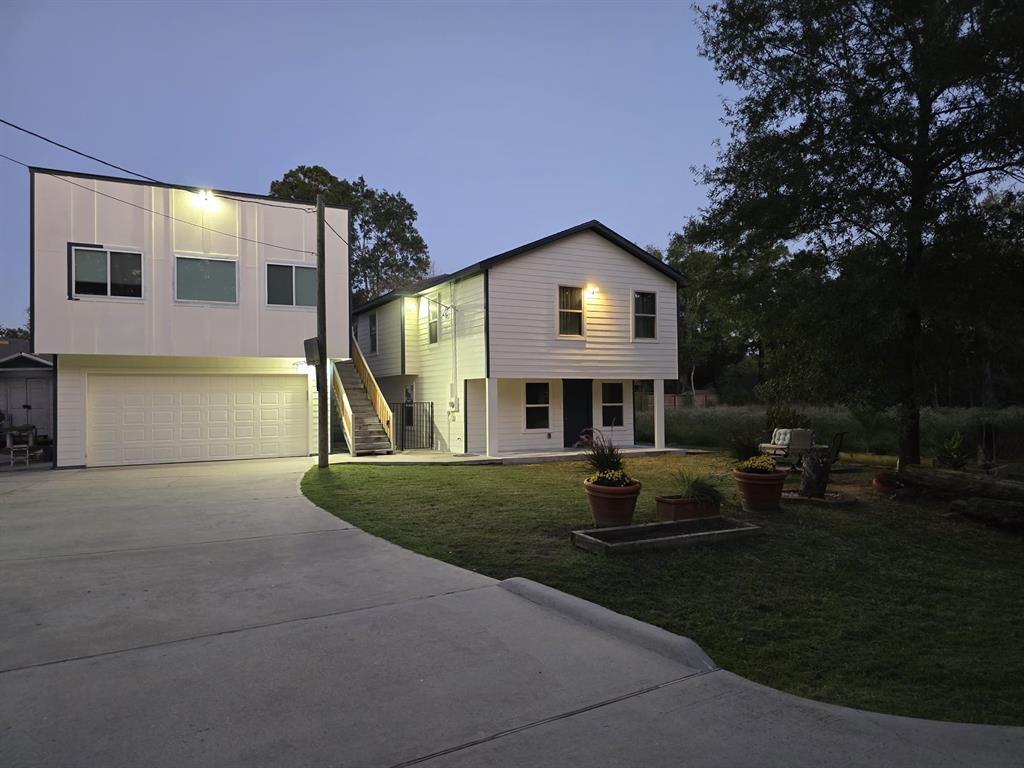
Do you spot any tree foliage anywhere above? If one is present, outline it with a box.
[692,0,1024,463]
[270,165,431,306]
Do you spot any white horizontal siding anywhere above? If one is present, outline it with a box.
[357,299,402,377]
[487,231,678,379]
[56,354,317,467]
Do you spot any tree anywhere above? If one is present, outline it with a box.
[0,307,31,339]
[694,1,1024,464]
[269,166,431,306]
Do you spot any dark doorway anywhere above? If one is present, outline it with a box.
[562,379,593,447]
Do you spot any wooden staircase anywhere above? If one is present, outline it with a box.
[333,360,392,454]
[331,333,394,456]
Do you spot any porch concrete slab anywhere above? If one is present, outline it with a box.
[424,670,1024,768]
[0,527,492,670]
[0,584,699,768]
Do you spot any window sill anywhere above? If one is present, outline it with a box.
[70,295,144,304]
[265,304,316,312]
[173,299,240,308]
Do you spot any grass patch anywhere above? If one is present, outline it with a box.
[302,454,1024,725]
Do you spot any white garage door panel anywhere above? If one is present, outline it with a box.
[86,374,309,467]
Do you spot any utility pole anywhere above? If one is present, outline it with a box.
[316,194,329,468]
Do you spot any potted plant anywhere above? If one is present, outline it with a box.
[656,472,723,521]
[583,433,641,527]
[733,455,787,512]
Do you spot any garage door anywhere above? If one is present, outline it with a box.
[86,374,309,467]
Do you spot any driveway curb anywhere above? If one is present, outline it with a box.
[498,576,717,673]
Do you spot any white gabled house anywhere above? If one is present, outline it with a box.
[31,167,350,468]
[352,221,683,457]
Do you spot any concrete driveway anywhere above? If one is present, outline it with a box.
[1,459,1021,767]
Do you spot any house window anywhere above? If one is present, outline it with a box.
[72,247,142,299]
[369,312,378,353]
[634,292,656,339]
[267,263,316,307]
[525,382,550,429]
[428,296,439,344]
[602,382,624,427]
[558,286,583,335]
[176,256,237,303]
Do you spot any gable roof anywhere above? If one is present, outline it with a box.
[353,220,686,315]
[0,352,53,370]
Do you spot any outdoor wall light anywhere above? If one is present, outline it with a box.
[405,298,417,312]
[586,284,599,299]
[194,189,218,210]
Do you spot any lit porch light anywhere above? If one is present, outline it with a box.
[586,284,599,299]
[193,189,218,210]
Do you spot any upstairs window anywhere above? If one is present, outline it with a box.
[267,263,316,307]
[558,286,583,335]
[428,296,439,344]
[601,382,624,427]
[369,312,378,353]
[72,247,142,299]
[176,256,237,304]
[525,382,550,429]
[634,291,656,339]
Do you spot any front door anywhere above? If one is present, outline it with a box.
[562,379,593,447]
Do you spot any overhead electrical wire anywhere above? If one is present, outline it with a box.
[0,116,315,213]
[0,151,315,255]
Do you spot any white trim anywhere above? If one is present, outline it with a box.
[631,288,658,342]
[599,380,625,428]
[265,261,316,310]
[555,284,585,339]
[173,253,240,306]
[427,294,440,344]
[70,246,145,302]
[523,380,551,432]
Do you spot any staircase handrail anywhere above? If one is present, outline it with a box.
[332,363,356,456]
[349,332,394,447]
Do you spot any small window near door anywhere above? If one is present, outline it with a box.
[634,291,656,339]
[369,312,378,353]
[428,296,440,344]
[602,382,624,427]
[558,286,583,335]
[72,247,143,299]
[267,263,316,307]
[525,382,550,429]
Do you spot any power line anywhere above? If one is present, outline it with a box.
[0,115,315,213]
[0,117,160,182]
[0,152,314,255]
[324,218,350,247]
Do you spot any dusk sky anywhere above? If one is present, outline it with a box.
[0,0,729,328]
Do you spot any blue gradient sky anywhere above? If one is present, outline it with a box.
[0,0,727,327]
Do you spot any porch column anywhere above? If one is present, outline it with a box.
[485,377,499,457]
[653,379,666,449]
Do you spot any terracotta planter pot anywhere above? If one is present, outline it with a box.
[733,470,787,512]
[655,496,721,521]
[584,480,641,528]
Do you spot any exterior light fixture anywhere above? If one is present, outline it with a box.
[586,284,599,299]
[405,298,417,312]
[194,189,217,210]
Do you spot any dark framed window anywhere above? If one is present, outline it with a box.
[602,382,624,427]
[428,296,439,344]
[634,291,656,339]
[369,312,378,353]
[267,263,316,307]
[558,286,583,335]
[72,247,142,299]
[176,256,237,303]
[525,382,550,429]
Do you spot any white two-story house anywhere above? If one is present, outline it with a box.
[352,221,683,457]
[31,167,349,468]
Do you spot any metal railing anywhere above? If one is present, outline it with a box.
[350,332,394,447]
[391,401,434,450]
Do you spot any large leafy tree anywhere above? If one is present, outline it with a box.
[270,166,431,306]
[693,1,1024,463]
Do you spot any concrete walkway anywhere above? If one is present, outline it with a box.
[1,459,1020,767]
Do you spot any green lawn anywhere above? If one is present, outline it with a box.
[301,454,1024,725]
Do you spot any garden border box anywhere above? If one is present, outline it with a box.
[571,516,762,555]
